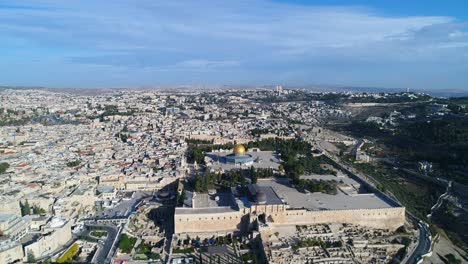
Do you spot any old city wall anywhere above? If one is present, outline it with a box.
[175,206,406,234]
[247,204,288,215]
[271,207,405,230]
[174,210,245,234]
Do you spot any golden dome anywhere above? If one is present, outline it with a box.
[233,144,246,155]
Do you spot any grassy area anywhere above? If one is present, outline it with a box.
[135,243,151,254]
[56,243,79,263]
[90,230,107,237]
[118,234,137,254]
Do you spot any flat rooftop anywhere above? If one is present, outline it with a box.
[258,178,396,210]
[0,213,16,222]
[177,191,238,215]
[192,193,235,208]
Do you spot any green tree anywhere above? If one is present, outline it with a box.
[445,254,462,264]
[32,205,46,215]
[401,237,411,247]
[194,176,203,192]
[297,179,306,189]
[0,162,9,174]
[21,200,31,216]
[26,250,36,263]
[177,191,186,206]
[251,169,258,184]
[66,160,81,167]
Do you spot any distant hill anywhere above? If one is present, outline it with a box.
[1,84,467,97]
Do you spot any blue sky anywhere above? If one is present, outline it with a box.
[1,0,467,90]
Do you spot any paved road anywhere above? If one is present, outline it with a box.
[105,225,124,264]
[428,181,452,218]
[405,223,431,264]
[85,223,119,264]
[83,191,154,262]
[164,234,173,263]
[402,182,451,264]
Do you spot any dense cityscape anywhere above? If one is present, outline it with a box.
[0,87,466,263]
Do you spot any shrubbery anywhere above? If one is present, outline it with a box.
[66,160,81,167]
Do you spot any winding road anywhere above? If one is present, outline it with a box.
[405,223,431,264]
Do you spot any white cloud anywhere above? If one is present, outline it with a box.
[0,0,467,89]
[0,0,456,54]
[174,60,240,69]
[146,60,241,72]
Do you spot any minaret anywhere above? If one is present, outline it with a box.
[192,192,196,208]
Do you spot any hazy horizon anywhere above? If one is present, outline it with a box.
[3,83,468,98]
